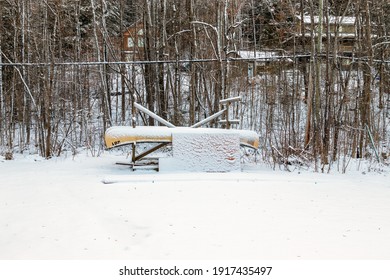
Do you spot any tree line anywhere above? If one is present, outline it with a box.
[0,0,389,171]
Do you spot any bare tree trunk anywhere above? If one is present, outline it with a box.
[119,0,126,123]
[143,0,156,125]
[0,2,3,149]
[101,0,112,127]
[42,1,53,158]
[172,1,182,125]
[302,0,311,148]
[358,0,373,158]
[215,0,224,114]
[188,0,196,124]
[158,0,167,120]
[322,0,332,166]
[90,0,111,131]
[314,0,323,167]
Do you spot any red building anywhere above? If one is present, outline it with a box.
[123,21,145,61]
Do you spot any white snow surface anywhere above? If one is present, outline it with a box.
[169,130,241,172]
[1,152,390,260]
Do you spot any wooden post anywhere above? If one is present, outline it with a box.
[366,124,380,163]
[191,109,226,128]
[134,102,176,128]
[219,96,241,129]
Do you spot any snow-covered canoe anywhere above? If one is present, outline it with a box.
[105,126,259,150]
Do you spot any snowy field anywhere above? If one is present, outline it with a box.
[1,151,390,260]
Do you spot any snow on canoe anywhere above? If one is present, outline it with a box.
[104,126,259,150]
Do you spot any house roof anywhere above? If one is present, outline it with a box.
[296,15,356,38]
[123,20,144,36]
[236,51,293,63]
[238,51,280,59]
[297,15,356,25]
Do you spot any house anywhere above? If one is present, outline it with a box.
[122,21,145,61]
[230,50,293,78]
[295,15,357,54]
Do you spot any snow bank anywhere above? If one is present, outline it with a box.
[2,153,390,260]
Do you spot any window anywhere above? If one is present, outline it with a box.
[138,38,144,47]
[127,37,134,48]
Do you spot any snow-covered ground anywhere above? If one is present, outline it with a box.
[1,152,390,260]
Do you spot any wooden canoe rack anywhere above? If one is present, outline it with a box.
[104,97,259,171]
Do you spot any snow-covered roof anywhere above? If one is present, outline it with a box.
[237,51,281,60]
[297,15,356,25]
[296,15,356,39]
[300,32,356,38]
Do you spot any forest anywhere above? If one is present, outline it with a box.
[0,0,390,172]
